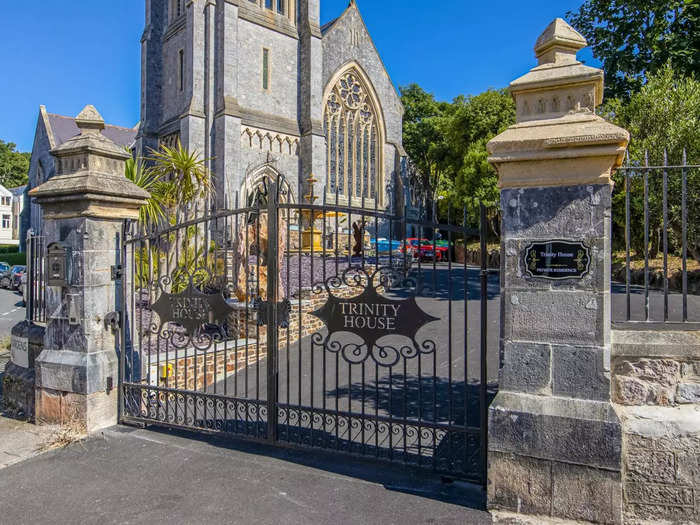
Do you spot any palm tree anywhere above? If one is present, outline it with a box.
[145,142,217,292]
[124,156,172,230]
[148,141,213,220]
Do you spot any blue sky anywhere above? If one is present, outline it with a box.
[1,0,593,152]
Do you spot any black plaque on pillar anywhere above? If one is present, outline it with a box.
[522,240,591,280]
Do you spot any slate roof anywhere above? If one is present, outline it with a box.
[47,113,137,149]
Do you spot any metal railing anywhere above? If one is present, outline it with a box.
[614,150,699,326]
[26,230,47,324]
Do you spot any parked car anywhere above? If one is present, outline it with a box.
[11,265,25,289]
[1,265,25,290]
[434,240,451,261]
[0,262,10,288]
[370,238,402,254]
[402,238,431,260]
[402,238,450,261]
[20,272,27,306]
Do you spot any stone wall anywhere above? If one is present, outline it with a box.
[1,321,45,419]
[455,245,500,269]
[612,330,700,524]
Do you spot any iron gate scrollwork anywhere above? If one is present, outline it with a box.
[310,266,438,368]
[118,173,495,484]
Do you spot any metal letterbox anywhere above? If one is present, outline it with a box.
[47,242,71,287]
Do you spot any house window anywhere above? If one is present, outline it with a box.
[323,69,383,205]
[2,215,10,229]
[262,48,270,91]
[178,49,184,92]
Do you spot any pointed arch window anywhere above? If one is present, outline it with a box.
[324,69,383,207]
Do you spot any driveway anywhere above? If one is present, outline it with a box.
[0,425,491,525]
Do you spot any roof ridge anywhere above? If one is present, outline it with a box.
[46,112,136,131]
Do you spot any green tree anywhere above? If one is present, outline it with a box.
[400,84,452,198]
[442,89,515,234]
[603,65,700,260]
[0,140,30,188]
[568,0,700,99]
[400,85,515,236]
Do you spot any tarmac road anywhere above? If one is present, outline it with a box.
[0,286,25,339]
[0,425,491,525]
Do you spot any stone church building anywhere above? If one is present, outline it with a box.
[137,0,405,210]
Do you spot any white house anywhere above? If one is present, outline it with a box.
[0,185,17,245]
[9,185,25,243]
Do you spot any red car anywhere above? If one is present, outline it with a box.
[402,238,448,261]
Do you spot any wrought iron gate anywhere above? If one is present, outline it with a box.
[119,176,495,484]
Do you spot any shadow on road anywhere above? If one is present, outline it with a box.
[137,423,488,511]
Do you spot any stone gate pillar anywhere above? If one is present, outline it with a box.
[29,106,148,433]
[486,20,629,523]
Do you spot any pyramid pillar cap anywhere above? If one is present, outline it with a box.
[487,19,630,189]
[534,18,588,66]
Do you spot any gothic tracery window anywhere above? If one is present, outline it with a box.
[324,70,382,206]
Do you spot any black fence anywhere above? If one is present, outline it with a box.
[26,231,46,324]
[613,151,699,325]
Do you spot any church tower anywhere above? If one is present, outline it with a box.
[137,0,405,211]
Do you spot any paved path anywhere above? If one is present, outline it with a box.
[0,317,60,472]
[0,416,59,470]
[0,425,491,525]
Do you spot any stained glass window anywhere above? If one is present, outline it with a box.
[323,70,382,206]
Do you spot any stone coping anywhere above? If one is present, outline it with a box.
[491,391,618,422]
[136,338,260,367]
[618,404,700,438]
[612,329,700,359]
